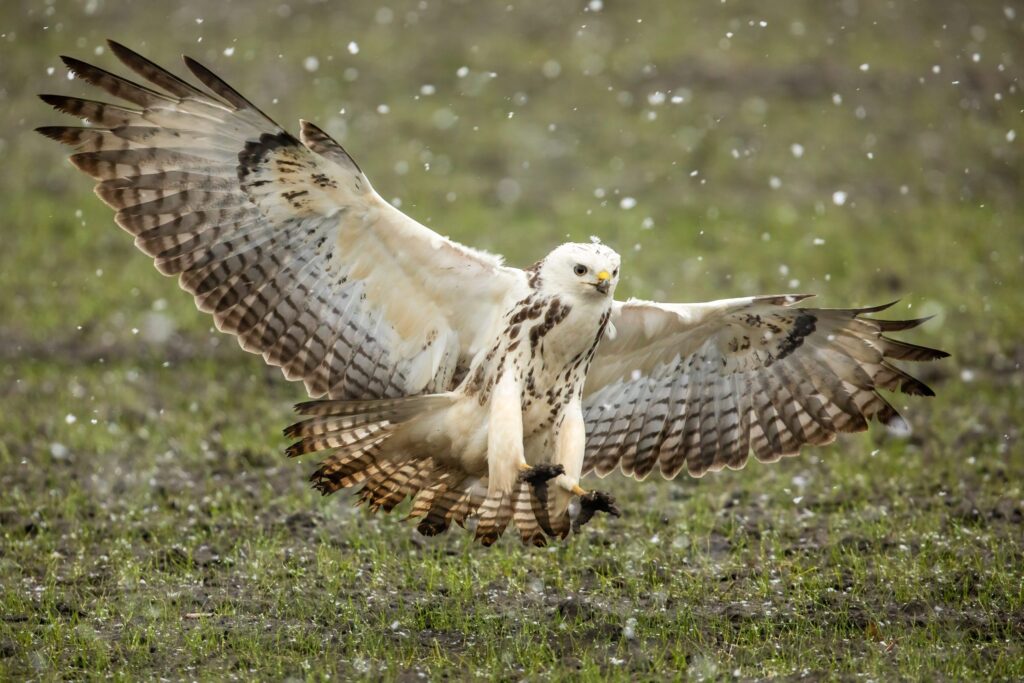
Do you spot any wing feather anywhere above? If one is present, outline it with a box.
[39,41,523,399]
[583,296,947,479]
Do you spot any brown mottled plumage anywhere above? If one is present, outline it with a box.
[39,42,948,547]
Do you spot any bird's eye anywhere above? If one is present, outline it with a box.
[573,264,588,276]
[612,268,619,277]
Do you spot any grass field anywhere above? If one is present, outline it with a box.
[1,0,1022,679]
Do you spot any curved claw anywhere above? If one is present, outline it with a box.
[518,463,565,486]
[573,490,621,533]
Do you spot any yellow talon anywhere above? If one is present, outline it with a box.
[517,462,533,472]
[572,484,587,497]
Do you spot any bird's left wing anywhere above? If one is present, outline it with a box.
[38,41,523,400]
[581,295,948,479]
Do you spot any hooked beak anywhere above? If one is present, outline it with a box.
[594,271,611,295]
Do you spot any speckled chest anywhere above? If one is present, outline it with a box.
[465,293,611,432]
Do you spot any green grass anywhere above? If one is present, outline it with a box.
[1,0,1022,679]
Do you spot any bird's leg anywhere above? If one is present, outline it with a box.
[487,370,527,496]
[516,400,577,514]
[545,400,587,520]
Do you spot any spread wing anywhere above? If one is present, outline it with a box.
[38,41,522,400]
[582,295,948,479]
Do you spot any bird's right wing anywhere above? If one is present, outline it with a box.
[39,41,523,399]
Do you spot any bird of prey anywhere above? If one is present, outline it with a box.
[38,42,948,546]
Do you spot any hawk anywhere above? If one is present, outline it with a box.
[39,42,948,546]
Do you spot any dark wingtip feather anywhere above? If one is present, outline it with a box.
[39,93,65,108]
[59,55,102,82]
[35,126,71,142]
[60,54,170,107]
[107,39,203,99]
[294,400,320,414]
[285,440,307,458]
[854,299,900,315]
[881,363,937,396]
[915,382,936,398]
[905,375,936,397]
[37,94,139,126]
[873,395,903,427]
[872,315,935,332]
[183,56,252,109]
[68,151,104,178]
[299,119,362,173]
[107,39,141,63]
[35,125,105,148]
[881,337,950,362]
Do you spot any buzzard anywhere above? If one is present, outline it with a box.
[39,42,948,546]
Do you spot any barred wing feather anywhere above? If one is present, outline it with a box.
[38,40,520,400]
[582,295,948,479]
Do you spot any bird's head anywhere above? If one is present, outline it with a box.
[535,242,621,301]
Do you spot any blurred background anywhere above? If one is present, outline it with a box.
[0,1,1022,679]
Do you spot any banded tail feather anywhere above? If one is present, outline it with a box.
[286,394,447,492]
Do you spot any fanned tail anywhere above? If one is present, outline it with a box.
[285,394,450,498]
[286,394,563,546]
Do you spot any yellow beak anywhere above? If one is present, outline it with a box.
[597,271,610,282]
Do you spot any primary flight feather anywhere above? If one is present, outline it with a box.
[39,42,949,546]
